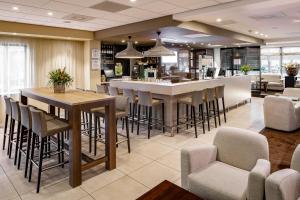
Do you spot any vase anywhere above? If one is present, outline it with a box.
[53,84,65,93]
[286,67,299,77]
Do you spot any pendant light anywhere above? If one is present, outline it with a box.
[115,36,143,59]
[143,31,175,57]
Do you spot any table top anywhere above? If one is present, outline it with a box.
[21,87,115,106]
[137,180,203,200]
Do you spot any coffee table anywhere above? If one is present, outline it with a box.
[137,180,203,200]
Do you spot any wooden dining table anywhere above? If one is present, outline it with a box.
[20,88,116,188]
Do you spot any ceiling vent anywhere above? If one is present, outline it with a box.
[62,14,96,22]
[249,12,286,20]
[90,1,131,13]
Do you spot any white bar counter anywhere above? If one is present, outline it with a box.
[110,75,251,135]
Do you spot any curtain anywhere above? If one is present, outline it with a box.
[0,36,85,125]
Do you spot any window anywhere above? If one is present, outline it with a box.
[260,48,281,74]
[282,47,300,65]
[0,43,30,95]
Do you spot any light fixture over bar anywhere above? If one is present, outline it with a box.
[115,36,143,59]
[144,31,175,57]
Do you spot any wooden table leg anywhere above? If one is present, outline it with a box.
[105,99,116,170]
[68,105,82,187]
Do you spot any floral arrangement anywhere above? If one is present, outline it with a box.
[284,63,300,77]
[48,67,73,93]
[240,64,252,75]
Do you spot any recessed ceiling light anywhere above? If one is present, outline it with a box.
[201,43,204,45]
[12,33,17,35]
[265,35,268,38]
[121,40,125,43]
[260,33,264,36]
[216,18,222,22]
[12,6,19,10]
[208,43,211,46]
[255,31,259,35]
[293,19,300,23]
[130,0,136,2]
[134,41,138,44]
[47,12,53,16]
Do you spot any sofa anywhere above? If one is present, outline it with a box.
[264,95,300,131]
[181,127,270,200]
[251,74,284,91]
[266,144,300,200]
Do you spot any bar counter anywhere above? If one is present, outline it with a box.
[110,75,251,135]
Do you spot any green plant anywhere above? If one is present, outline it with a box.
[240,64,252,74]
[48,67,73,87]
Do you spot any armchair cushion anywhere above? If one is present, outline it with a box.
[188,161,249,200]
[266,169,300,200]
[247,159,271,200]
[181,144,217,189]
[213,127,269,171]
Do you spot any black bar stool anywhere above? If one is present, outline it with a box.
[215,85,226,124]
[93,96,131,155]
[123,89,138,133]
[3,96,12,150]
[204,88,218,131]
[8,100,21,165]
[136,91,165,139]
[29,107,70,193]
[177,90,206,137]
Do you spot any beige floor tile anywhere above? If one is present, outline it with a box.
[156,150,181,171]
[117,152,153,174]
[152,134,194,149]
[172,177,182,187]
[80,169,125,194]
[134,141,173,160]
[0,176,19,200]
[79,195,95,200]
[129,161,180,188]
[91,176,148,200]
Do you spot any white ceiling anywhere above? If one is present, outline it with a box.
[0,0,236,31]
[173,0,300,42]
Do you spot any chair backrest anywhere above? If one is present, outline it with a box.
[116,96,129,115]
[191,90,204,107]
[96,84,108,94]
[30,107,47,138]
[10,99,21,121]
[291,145,300,172]
[215,85,225,99]
[137,91,153,107]
[108,86,119,96]
[123,89,136,104]
[213,127,269,171]
[3,95,12,115]
[283,88,300,98]
[19,104,32,129]
[204,88,215,102]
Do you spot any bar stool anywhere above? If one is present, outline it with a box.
[123,89,138,133]
[8,100,21,165]
[177,90,206,137]
[136,91,165,139]
[204,88,218,131]
[93,96,131,154]
[3,96,12,150]
[29,108,70,193]
[215,85,226,124]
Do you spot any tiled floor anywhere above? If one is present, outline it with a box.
[0,97,265,200]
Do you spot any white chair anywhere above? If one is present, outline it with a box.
[181,127,270,200]
[264,95,300,131]
[266,145,300,200]
[282,88,300,98]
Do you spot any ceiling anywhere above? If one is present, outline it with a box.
[173,0,300,42]
[0,0,236,31]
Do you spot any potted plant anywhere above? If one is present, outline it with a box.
[240,64,252,75]
[48,68,73,93]
[284,63,300,77]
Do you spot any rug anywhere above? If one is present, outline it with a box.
[260,128,300,172]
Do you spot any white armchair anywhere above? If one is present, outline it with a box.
[264,95,300,131]
[181,127,270,200]
[266,145,300,200]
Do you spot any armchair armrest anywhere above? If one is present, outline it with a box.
[266,169,300,200]
[181,144,217,189]
[247,159,271,200]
